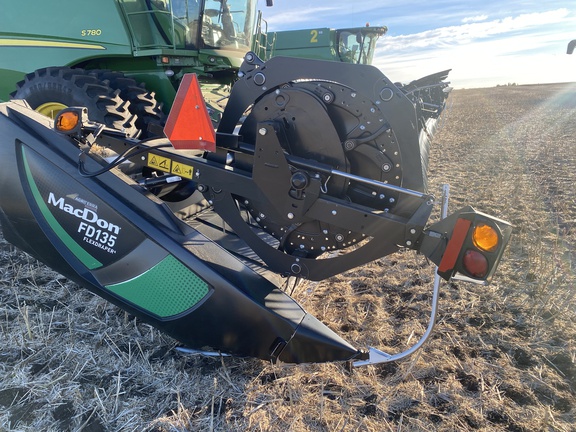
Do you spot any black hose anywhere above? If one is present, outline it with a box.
[78,142,172,178]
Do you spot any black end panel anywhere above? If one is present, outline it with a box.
[0,209,80,280]
[277,313,366,364]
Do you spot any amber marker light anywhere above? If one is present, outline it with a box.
[56,111,79,132]
[472,223,499,252]
[54,107,87,136]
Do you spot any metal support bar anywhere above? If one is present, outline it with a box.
[330,167,428,198]
[175,347,231,357]
[286,153,428,199]
[354,184,450,366]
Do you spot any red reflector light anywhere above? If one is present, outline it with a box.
[163,73,216,151]
[438,218,472,274]
[462,249,488,278]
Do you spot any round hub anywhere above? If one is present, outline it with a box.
[35,101,67,119]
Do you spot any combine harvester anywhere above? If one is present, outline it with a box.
[263,25,387,65]
[0,0,387,131]
[0,1,511,365]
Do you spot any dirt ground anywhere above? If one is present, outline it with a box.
[1,83,575,431]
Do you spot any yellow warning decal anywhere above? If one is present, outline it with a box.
[171,162,194,179]
[147,154,171,172]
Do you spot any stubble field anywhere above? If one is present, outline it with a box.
[1,83,575,431]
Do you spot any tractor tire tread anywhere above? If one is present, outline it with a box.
[11,67,138,136]
[91,70,166,138]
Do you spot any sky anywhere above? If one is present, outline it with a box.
[259,0,576,89]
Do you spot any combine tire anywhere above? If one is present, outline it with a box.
[11,67,138,137]
[91,70,167,138]
[90,71,190,200]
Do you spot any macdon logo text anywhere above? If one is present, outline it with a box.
[48,192,121,235]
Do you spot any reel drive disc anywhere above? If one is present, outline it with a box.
[238,81,404,257]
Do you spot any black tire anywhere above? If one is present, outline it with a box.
[91,71,190,201]
[11,67,138,137]
[91,70,167,138]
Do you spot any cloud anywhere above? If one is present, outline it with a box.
[383,8,570,50]
[264,6,340,27]
[262,1,411,30]
[372,8,575,88]
[462,15,488,24]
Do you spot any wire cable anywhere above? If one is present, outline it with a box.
[78,142,172,178]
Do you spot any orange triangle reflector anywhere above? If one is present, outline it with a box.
[163,73,216,152]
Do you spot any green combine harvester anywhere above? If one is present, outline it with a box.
[264,25,386,65]
[0,0,387,135]
[0,0,267,134]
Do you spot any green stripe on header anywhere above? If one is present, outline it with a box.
[22,147,102,269]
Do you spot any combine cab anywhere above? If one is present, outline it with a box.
[0,52,511,365]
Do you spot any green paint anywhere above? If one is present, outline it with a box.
[22,148,102,269]
[105,255,210,318]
